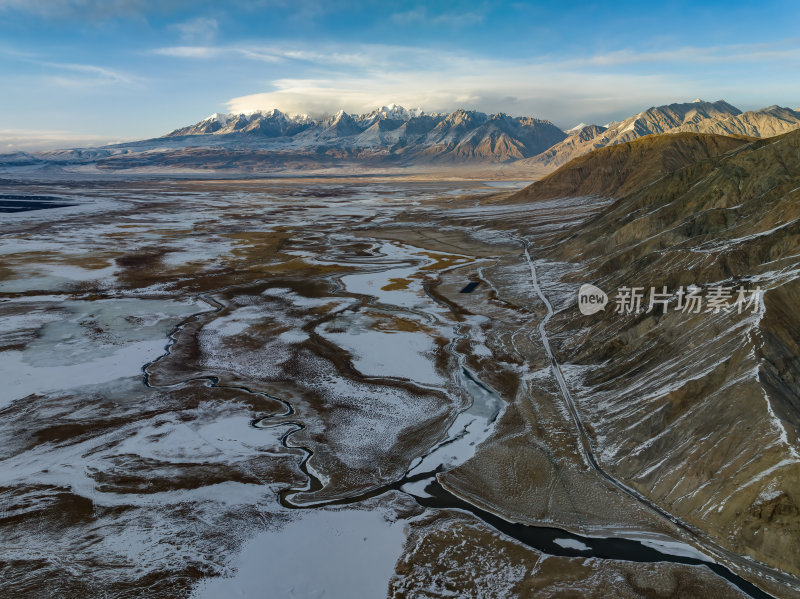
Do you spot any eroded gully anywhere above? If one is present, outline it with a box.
[521,241,792,598]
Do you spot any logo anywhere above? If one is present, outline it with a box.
[578,284,608,315]
[576,283,763,316]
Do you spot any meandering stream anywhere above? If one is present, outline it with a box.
[145,234,774,599]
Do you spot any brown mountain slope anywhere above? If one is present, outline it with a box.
[522,124,608,171]
[520,101,800,172]
[675,105,800,138]
[503,132,751,203]
[517,100,741,170]
[531,128,800,593]
[549,129,800,261]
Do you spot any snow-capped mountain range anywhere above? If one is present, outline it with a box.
[2,101,799,175]
[160,104,568,164]
[169,104,429,137]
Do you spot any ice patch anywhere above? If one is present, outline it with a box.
[322,325,444,386]
[0,297,206,406]
[191,508,406,599]
[553,538,590,551]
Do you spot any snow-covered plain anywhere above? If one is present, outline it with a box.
[0,180,509,597]
[0,178,768,599]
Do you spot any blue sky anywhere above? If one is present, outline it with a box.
[1,0,799,149]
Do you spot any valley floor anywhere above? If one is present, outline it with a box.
[0,177,794,598]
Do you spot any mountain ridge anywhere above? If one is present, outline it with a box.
[158,105,568,165]
[521,100,800,170]
[517,129,800,589]
[503,132,753,203]
[2,100,799,174]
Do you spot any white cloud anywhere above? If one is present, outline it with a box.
[172,16,218,43]
[153,45,286,62]
[235,48,282,62]
[559,43,800,68]
[221,56,694,125]
[0,129,131,151]
[390,7,426,25]
[150,43,425,67]
[38,61,134,85]
[196,38,799,126]
[0,49,140,89]
[5,35,799,146]
[152,45,226,59]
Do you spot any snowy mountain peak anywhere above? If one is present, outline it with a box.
[162,105,567,156]
[257,108,286,119]
[183,106,431,135]
[203,112,232,125]
[375,104,425,120]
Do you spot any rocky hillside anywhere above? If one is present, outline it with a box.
[504,132,751,202]
[531,129,800,590]
[675,105,800,137]
[523,100,800,170]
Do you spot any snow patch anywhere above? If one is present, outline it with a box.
[553,538,591,551]
[191,508,406,599]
